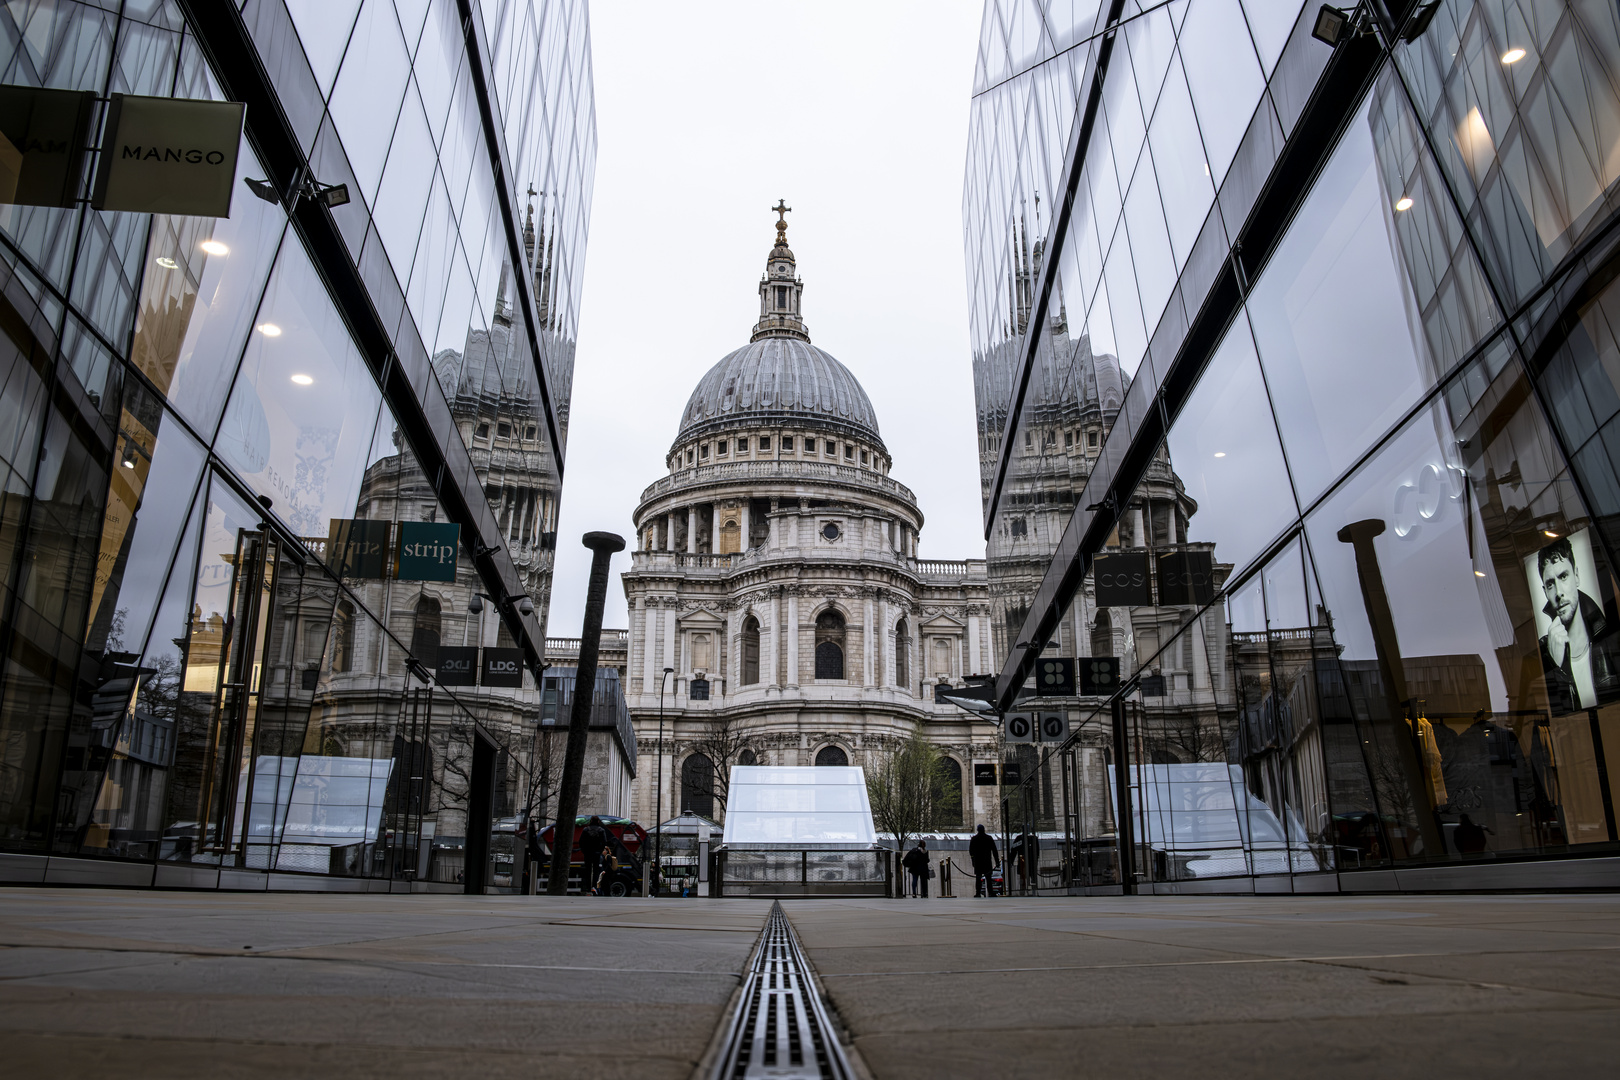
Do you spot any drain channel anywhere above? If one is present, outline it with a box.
[711,901,854,1079]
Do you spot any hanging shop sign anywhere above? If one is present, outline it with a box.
[92,94,244,216]
[1156,551,1216,606]
[396,521,460,582]
[1001,762,1022,786]
[1093,551,1152,606]
[435,646,478,687]
[0,85,96,208]
[481,647,524,688]
[974,762,998,786]
[1039,712,1068,742]
[1032,657,1074,696]
[327,519,391,579]
[1078,656,1120,696]
[1005,712,1034,743]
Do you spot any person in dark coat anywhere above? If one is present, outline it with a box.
[901,839,930,898]
[578,816,611,895]
[968,824,999,897]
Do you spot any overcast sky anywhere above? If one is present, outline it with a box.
[546,0,986,637]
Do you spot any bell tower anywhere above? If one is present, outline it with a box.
[751,200,810,343]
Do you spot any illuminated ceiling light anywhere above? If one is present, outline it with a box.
[1213,452,1226,458]
[120,443,137,469]
[1501,47,1526,64]
[199,240,229,256]
[154,256,177,269]
[257,323,282,337]
[290,373,314,386]
[1544,529,1559,538]
[1395,196,1414,211]
[1475,570,1487,578]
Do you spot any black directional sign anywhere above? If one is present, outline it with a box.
[1033,657,1074,696]
[1140,674,1167,697]
[1005,712,1034,743]
[1039,712,1068,741]
[1078,656,1120,697]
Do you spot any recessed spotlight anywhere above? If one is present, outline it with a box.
[257,323,282,337]
[1501,47,1526,64]
[1395,196,1414,211]
[1544,529,1559,538]
[1213,452,1226,458]
[290,373,313,386]
[154,256,177,269]
[200,240,229,256]
[1475,570,1487,578]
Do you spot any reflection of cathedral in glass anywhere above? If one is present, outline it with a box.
[963,0,1620,891]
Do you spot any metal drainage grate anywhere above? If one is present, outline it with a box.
[712,901,854,1079]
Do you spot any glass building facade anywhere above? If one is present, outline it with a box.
[967,0,1620,890]
[0,0,600,891]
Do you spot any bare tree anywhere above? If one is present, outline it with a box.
[866,733,946,849]
[683,715,752,817]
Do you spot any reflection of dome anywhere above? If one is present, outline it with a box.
[676,338,882,445]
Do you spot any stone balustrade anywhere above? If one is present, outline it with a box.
[639,459,915,506]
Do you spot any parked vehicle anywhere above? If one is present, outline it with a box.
[536,815,650,895]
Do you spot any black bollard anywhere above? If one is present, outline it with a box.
[547,531,626,895]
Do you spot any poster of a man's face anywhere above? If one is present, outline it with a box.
[1525,528,1619,715]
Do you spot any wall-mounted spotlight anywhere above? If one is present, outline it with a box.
[1311,5,1349,46]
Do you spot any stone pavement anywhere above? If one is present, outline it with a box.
[784,894,1620,1079]
[1,888,1618,1078]
[0,888,770,1078]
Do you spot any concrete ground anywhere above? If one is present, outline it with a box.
[0,888,770,1078]
[787,894,1620,1079]
[0,889,1617,1078]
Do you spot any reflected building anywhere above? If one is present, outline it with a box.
[0,0,600,893]
[965,0,1620,891]
[621,211,998,831]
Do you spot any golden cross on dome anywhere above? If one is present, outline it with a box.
[772,199,791,236]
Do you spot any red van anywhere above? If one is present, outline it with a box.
[536,815,649,895]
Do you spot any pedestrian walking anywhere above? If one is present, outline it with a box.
[968,823,999,897]
[578,815,611,895]
[902,839,930,898]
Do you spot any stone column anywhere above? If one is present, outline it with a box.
[968,611,981,675]
[710,503,719,553]
[862,593,875,688]
[768,498,780,549]
[663,600,678,702]
[686,506,696,554]
[785,589,800,688]
[1131,504,1145,548]
[663,512,673,551]
[641,599,657,695]
[880,596,892,686]
[740,500,751,550]
[765,590,780,688]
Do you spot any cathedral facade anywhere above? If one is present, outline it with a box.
[621,210,997,831]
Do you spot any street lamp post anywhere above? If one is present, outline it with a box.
[653,666,674,895]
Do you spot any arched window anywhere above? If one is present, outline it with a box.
[894,617,909,689]
[411,596,440,668]
[742,616,760,684]
[739,748,757,766]
[681,752,714,817]
[814,745,848,767]
[331,600,354,673]
[932,757,964,827]
[814,609,845,680]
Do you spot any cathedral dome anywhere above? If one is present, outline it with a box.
[676,337,882,444]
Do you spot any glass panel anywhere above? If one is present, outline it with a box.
[1306,341,1619,862]
[1178,1,1267,186]
[326,0,410,204]
[216,240,382,536]
[284,0,363,98]
[1166,317,1298,576]
[132,141,288,436]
